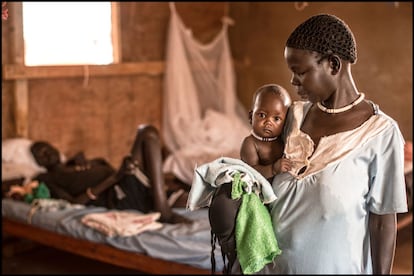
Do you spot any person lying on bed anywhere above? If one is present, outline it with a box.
[30,124,191,224]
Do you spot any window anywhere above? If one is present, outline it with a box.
[22,2,117,66]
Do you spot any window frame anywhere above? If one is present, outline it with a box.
[21,2,121,67]
[2,2,165,81]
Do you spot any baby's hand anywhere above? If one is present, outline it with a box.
[272,157,292,175]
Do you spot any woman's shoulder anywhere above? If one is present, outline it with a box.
[285,101,312,126]
[291,100,312,109]
[359,104,405,149]
[364,102,403,140]
[289,100,313,116]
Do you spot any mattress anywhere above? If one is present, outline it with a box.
[2,198,224,271]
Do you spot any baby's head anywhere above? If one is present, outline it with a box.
[249,84,291,139]
[251,84,291,116]
[286,13,357,64]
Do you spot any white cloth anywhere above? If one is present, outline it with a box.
[162,2,250,184]
[81,211,163,237]
[2,138,47,183]
[264,101,408,274]
[187,157,277,211]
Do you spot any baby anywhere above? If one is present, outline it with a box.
[240,83,292,180]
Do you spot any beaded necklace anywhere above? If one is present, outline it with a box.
[251,130,278,142]
[317,93,365,114]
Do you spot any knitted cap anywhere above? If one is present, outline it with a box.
[286,14,357,63]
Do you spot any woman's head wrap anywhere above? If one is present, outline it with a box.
[286,14,357,64]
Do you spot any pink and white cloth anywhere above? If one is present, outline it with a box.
[81,210,163,237]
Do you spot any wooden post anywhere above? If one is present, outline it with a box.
[9,2,29,137]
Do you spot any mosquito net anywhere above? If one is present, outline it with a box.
[162,2,250,184]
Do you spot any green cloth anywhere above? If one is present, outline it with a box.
[24,182,51,204]
[232,172,282,274]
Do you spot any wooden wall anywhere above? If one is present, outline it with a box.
[2,2,412,168]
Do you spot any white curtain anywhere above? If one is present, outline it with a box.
[162,2,250,184]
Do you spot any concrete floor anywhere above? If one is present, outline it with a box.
[2,223,412,274]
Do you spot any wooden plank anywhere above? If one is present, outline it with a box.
[111,2,122,63]
[2,62,165,80]
[8,2,29,137]
[2,59,246,81]
[9,2,24,64]
[13,80,29,137]
[2,218,212,275]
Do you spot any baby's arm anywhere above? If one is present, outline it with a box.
[240,136,274,179]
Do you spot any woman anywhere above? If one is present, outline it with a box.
[268,13,408,274]
[209,14,408,274]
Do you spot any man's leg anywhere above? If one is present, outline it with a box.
[128,124,191,224]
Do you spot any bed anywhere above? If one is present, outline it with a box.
[2,197,223,274]
[1,138,224,274]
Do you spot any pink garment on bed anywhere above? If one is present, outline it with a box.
[81,210,163,237]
